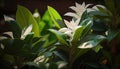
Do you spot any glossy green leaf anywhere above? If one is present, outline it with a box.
[78,35,105,49]
[80,18,93,39]
[42,10,53,27]
[40,10,53,35]
[49,29,69,46]
[71,26,84,42]
[48,6,63,28]
[16,5,40,37]
[4,15,22,38]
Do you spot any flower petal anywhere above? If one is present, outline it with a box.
[86,4,93,8]
[64,12,79,18]
[59,27,69,33]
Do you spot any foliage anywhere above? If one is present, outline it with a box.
[1,1,120,69]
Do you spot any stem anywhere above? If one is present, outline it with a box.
[68,43,76,69]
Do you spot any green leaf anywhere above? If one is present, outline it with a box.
[3,54,15,63]
[2,39,24,55]
[107,29,120,41]
[48,6,64,28]
[78,35,106,49]
[23,62,39,68]
[74,49,89,61]
[24,32,34,43]
[80,11,88,23]
[89,11,109,17]
[44,52,52,58]
[71,26,84,42]
[40,10,53,35]
[49,29,69,46]
[16,5,40,37]
[86,63,100,68]
[80,18,93,39]
[92,44,103,52]
[42,10,53,27]
[39,21,46,35]
[39,63,47,69]
[43,34,57,48]
[32,41,45,53]
[54,51,68,61]
[4,15,22,38]
[48,63,58,69]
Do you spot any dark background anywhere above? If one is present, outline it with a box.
[0,0,99,32]
[0,0,98,16]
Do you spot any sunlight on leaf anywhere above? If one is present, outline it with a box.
[21,25,32,39]
[16,5,40,37]
[48,6,63,28]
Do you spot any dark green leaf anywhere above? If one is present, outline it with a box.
[39,62,47,69]
[54,51,68,61]
[78,35,105,49]
[48,63,58,69]
[4,15,21,38]
[107,29,120,41]
[80,18,93,39]
[49,29,69,46]
[2,39,24,55]
[74,49,89,61]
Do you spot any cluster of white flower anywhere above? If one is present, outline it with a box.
[59,2,91,38]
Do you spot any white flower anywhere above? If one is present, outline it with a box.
[4,15,15,21]
[64,2,92,19]
[87,5,106,12]
[33,12,39,18]
[59,18,80,37]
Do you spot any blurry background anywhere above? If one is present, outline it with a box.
[0,0,99,32]
[0,0,98,17]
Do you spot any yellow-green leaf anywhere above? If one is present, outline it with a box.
[16,5,40,37]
